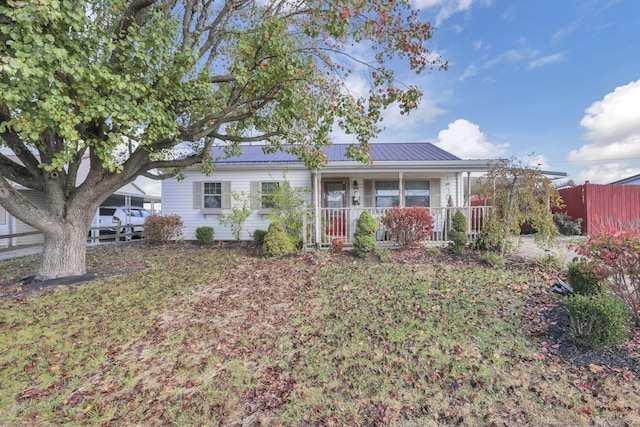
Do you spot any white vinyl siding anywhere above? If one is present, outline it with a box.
[164,169,312,241]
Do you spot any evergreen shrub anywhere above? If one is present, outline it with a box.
[566,261,607,296]
[353,210,378,258]
[253,229,267,246]
[448,210,468,254]
[195,226,214,244]
[263,222,294,257]
[567,294,631,348]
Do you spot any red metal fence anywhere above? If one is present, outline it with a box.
[557,184,640,235]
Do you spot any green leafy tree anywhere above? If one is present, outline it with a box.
[479,158,563,255]
[0,0,443,280]
[219,191,253,241]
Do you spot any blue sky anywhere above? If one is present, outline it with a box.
[366,0,640,184]
[138,0,640,196]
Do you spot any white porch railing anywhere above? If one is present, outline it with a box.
[303,206,491,248]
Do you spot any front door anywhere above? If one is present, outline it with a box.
[323,181,347,237]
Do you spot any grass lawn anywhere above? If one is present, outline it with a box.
[0,243,639,426]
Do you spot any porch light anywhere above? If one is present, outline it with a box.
[352,180,360,206]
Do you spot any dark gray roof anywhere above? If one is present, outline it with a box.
[212,142,460,166]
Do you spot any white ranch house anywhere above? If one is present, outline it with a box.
[162,142,493,248]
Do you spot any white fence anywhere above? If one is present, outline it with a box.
[303,206,491,248]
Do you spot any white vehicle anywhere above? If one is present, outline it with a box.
[98,206,152,235]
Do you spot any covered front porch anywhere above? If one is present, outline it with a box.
[303,166,491,249]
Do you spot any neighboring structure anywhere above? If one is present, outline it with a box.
[162,143,493,248]
[557,182,640,235]
[0,156,160,248]
[610,173,640,185]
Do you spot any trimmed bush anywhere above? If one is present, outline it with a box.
[448,210,468,254]
[567,294,631,348]
[195,226,214,244]
[566,261,607,296]
[143,214,183,244]
[253,229,267,246]
[263,222,294,257]
[381,207,434,247]
[353,211,378,258]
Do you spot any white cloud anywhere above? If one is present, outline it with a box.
[435,119,508,159]
[411,0,492,26]
[522,153,550,170]
[135,176,162,198]
[501,6,515,21]
[459,64,477,81]
[528,52,566,69]
[484,48,539,69]
[569,79,640,183]
[552,20,581,44]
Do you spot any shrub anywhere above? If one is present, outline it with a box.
[473,210,510,253]
[577,228,640,324]
[566,260,607,296]
[480,252,505,267]
[263,222,294,257]
[353,211,378,258]
[554,212,583,236]
[219,191,253,241]
[253,229,267,246]
[144,214,183,244]
[381,207,434,247]
[567,294,631,348]
[448,210,468,254]
[195,226,214,245]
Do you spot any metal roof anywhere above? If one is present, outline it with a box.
[212,142,461,166]
[610,173,640,185]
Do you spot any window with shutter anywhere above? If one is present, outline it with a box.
[194,181,231,214]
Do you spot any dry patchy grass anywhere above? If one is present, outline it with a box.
[0,243,638,426]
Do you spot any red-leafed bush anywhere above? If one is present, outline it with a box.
[144,214,184,244]
[381,207,434,247]
[577,227,640,324]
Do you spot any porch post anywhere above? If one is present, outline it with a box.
[313,170,321,248]
[467,172,471,206]
[398,171,404,207]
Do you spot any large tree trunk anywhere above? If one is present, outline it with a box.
[36,222,89,281]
